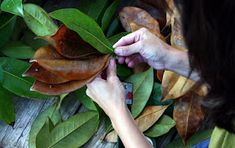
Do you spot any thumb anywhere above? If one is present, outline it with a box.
[114,41,142,56]
[107,58,117,81]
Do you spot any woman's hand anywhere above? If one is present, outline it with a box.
[86,58,153,148]
[114,28,173,70]
[114,28,200,81]
[86,58,126,119]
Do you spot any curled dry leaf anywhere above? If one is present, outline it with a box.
[161,3,207,100]
[105,105,168,143]
[24,25,110,95]
[173,91,205,143]
[135,105,168,132]
[119,6,164,40]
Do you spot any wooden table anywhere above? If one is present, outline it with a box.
[0,97,116,148]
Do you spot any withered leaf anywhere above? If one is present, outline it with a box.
[105,105,168,143]
[135,105,168,132]
[31,55,110,95]
[162,72,195,100]
[23,62,69,84]
[119,6,164,39]
[25,25,111,95]
[35,54,110,81]
[173,91,205,143]
[42,25,99,59]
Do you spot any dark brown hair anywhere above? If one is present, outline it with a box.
[176,0,235,132]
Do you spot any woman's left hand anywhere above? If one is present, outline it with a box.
[86,58,127,119]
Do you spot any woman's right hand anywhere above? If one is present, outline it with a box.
[113,28,173,70]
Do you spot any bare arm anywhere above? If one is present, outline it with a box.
[86,59,152,148]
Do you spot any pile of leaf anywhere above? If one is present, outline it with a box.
[0,0,214,147]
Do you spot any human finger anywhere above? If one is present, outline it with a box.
[115,41,142,56]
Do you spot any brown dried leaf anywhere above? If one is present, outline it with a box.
[105,105,168,143]
[31,56,110,95]
[162,72,195,100]
[23,62,69,84]
[105,130,118,143]
[31,77,94,95]
[42,25,99,59]
[135,105,168,132]
[34,54,110,81]
[119,6,164,39]
[156,70,164,82]
[173,91,205,143]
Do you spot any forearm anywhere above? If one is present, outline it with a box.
[110,107,153,148]
[164,46,200,81]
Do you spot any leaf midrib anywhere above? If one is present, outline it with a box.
[48,114,98,148]
[3,69,32,85]
[71,22,113,53]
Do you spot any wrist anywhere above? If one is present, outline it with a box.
[164,48,189,71]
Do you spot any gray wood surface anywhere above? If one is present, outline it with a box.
[0,97,116,148]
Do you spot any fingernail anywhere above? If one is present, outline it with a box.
[113,44,117,48]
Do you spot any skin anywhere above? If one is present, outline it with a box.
[86,28,199,148]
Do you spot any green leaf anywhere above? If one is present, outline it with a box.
[209,127,235,148]
[108,32,129,45]
[145,115,175,137]
[0,0,23,16]
[126,68,154,118]
[50,8,113,54]
[74,86,97,111]
[29,105,61,148]
[166,130,212,148]
[106,17,122,37]
[77,0,109,22]
[101,0,120,32]
[0,57,51,99]
[0,87,15,124]
[148,83,173,106]
[1,41,35,59]
[23,3,58,36]
[117,64,133,80]
[48,111,99,148]
[0,13,16,48]
[36,118,55,148]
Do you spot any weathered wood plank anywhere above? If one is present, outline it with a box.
[0,97,117,148]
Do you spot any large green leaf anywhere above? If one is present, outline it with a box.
[29,105,61,148]
[165,130,212,148]
[77,0,109,22]
[74,86,98,111]
[145,115,175,137]
[116,64,133,80]
[0,13,16,48]
[47,111,99,148]
[0,57,51,99]
[101,0,120,31]
[106,17,122,37]
[126,68,154,118]
[23,3,58,36]
[0,87,15,124]
[50,8,113,54]
[0,0,23,16]
[36,118,55,148]
[209,127,235,148]
[1,41,35,59]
